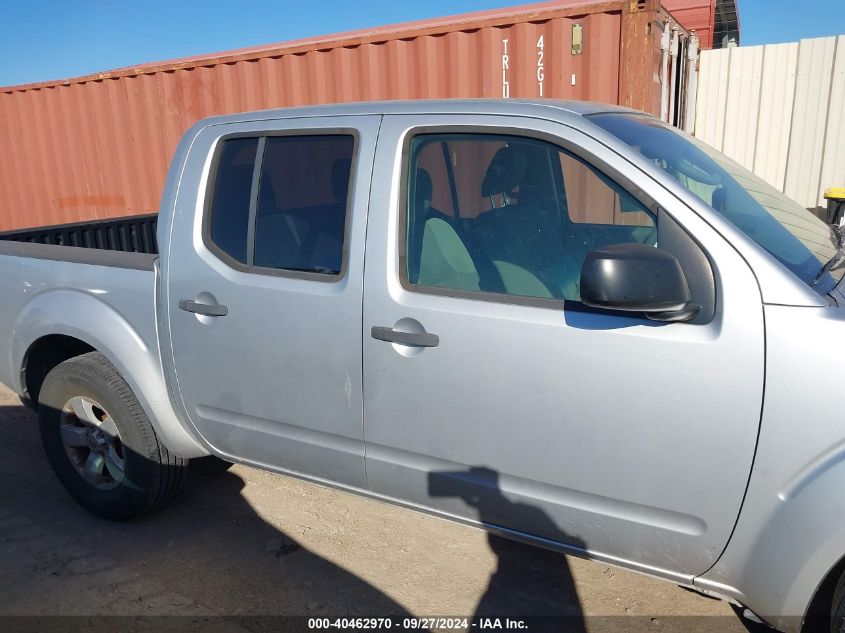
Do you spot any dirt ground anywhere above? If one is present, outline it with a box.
[0,382,757,632]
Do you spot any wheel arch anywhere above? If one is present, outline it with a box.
[21,334,95,407]
[802,554,845,632]
[697,462,845,633]
[12,289,208,458]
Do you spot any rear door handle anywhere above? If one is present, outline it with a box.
[371,326,439,348]
[179,299,228,317]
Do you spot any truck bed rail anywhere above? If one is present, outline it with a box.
[0,213,159,255]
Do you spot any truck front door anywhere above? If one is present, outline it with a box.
[362,113,765,576]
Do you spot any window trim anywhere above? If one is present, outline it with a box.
[202,128,360,283]
[397,125,662,314]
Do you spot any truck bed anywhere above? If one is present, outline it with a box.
[0,213,159,255]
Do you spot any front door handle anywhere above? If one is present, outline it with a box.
[179,299,228,317]
[371,326,439,348]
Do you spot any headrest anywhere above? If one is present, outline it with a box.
[332,158,352,202]
[481,146,528,197]
[414,169,433,209]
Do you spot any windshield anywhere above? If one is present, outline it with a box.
[588,113,843,291]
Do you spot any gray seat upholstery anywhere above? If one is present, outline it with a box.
[254,175,310,270]
[472,146,570,298]
[418,217,481,291]
[408,168,455,283]
[253,158,349,273]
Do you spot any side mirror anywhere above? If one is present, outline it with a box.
[580,243,701,322]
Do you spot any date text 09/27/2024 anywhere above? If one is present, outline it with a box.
[307,618,528,630]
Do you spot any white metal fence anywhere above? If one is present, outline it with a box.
[694,35,844,212]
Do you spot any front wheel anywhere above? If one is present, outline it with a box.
[38,352,187,520]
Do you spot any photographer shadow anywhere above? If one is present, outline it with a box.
[0,399,413,624]
[428,467,586,632]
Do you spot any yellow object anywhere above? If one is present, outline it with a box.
[825,188,845,201]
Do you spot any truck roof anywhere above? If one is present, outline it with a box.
[198,99,645,126]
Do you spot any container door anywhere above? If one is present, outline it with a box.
[362,114,764,576]
[164,115,381,489]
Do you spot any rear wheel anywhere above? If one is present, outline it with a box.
[38,352,187,520]
[831,572,845,633]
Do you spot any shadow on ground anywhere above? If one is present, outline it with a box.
[0,400,413,618]
[0,400,585,628]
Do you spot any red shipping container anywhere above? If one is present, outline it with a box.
[663,0,740,49]
[0,0,690,231]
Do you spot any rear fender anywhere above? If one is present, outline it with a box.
[11,288,208,457]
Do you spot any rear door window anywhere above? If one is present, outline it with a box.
[207,138,259,264]
[254,135,354,274]
[205,133,355,278]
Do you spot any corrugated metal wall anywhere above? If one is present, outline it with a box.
[0,0,692,232]
[694,35,844,212]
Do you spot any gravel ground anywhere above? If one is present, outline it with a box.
[0,382,757,632]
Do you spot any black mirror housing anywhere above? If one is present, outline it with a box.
[580,243,699,321]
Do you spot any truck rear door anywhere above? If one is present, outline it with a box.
[164,115,381,488]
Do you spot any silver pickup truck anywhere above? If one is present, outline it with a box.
[0,100,843,632]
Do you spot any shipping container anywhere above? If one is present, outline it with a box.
[0,0,692,232]
[662,0,740,49]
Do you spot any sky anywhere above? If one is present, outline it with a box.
[0,0,843,87]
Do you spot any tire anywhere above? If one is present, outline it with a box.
[38,351,187,521]
[831,572,845,633]
[191,454,234,475]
